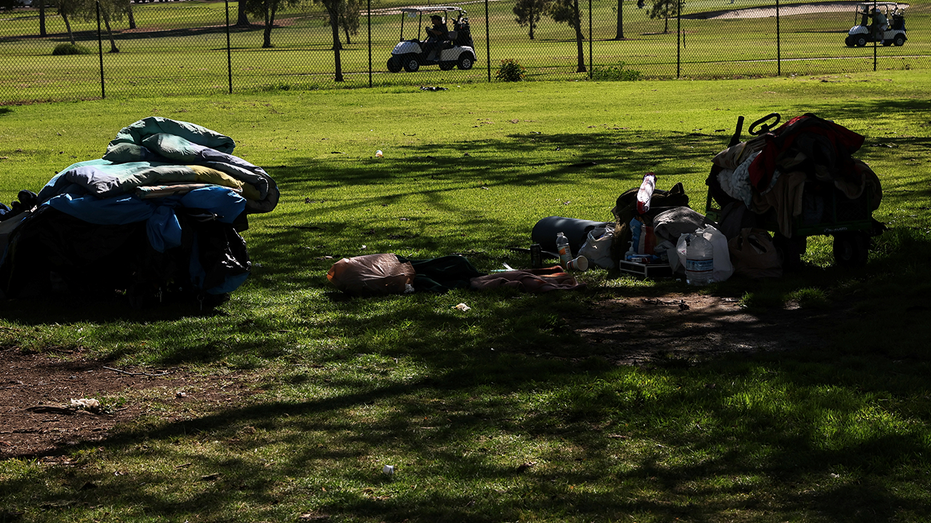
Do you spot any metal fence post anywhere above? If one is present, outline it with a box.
[485,0,491,82]
[368,0,372,87]
[588,0,593,79]
[777,0,781,76]
[225,0,232,94]
[96,1,105,99]
[676,0,681,78]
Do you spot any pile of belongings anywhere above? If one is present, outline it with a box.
[327,254,585,296]
[0,117,279,308]
[707,113,882,241]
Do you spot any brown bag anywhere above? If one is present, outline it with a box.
[327,253,415,295]
[728,228,782,279]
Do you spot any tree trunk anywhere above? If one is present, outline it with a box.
[572,0,585,72]
[343,27,351,46]
[262,1,278,48]
[528,4,534,39]
[614,0,624,40]
[236,0,250,27]
[326,6,343,81]
[39,3,47,37]
[103,14,119,53]
[62,13,75,45]
[128,5,136,29]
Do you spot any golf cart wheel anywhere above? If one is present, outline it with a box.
[403,55,420,72]
[387,57,402,73]
[457,54,474,70]
[439,62,455,71]
[855,36,867,47]
[845,36,855,47]
[894,34,905,46]
[832,231,870,268]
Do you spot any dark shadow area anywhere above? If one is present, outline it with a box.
[3,113,931,520]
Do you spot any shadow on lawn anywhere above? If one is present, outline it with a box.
[3,120,931,520]
[5,343,929,522]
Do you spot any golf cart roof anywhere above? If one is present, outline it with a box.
[400,6,465,14]
[856,2,904,8]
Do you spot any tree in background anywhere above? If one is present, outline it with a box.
[315,0,346,80]
[612,0,625,39]
[244,0,300,48]
[236,0,250,27]
[56,0,80,44]
[79,0,129,52]
[334,0,361,47]
[513,0,549,40]
[648,0,679,33]
[548,0,585,72]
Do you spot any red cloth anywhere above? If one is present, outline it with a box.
[470,266,585,293]
[747,114,865,190]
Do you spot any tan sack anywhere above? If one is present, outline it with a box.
[728,228,782,279]
[327,253,415,295]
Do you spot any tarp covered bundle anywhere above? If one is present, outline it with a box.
[0,117,279,307]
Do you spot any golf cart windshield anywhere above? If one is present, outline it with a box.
[398,6,466,41]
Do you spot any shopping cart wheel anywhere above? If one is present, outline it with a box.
[774,234,807,271]
[832,231,870,268]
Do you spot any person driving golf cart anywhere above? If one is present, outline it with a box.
[423,15,449,60]
[870,7,889,39]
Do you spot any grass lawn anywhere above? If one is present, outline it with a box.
[1,71,931,522]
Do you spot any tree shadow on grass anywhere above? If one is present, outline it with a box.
[3,117,931,520]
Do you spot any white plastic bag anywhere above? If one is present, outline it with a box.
[675,225,734,283]
[578,225,615,269]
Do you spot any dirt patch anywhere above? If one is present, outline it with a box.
[0,350,258,459]
[570,293,826,366]
[1,293,826,459]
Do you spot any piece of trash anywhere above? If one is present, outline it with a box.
[454,303,471,311]
[375,150,383,158]
[383,465,395,475]
[70,398,100,413]
[420,86,448,91]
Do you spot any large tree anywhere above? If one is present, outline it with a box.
[612,0,625,40]
[335,0,360,46]
[244,0,301,48]
[56,0,80,45]
[648,0,679,34]
[75,0,130,52]
[549,0,585,72]
[513,0,549,40]
[236,0,250,27]
[315,0,346,81]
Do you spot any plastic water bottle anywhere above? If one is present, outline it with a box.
[685,232,714,286]
[628,218,642,256]
[556,232,572,269]
[636,172,656,215]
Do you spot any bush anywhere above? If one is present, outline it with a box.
[591,62,643,81]
[495,59,526,82]
[52,43,93,56]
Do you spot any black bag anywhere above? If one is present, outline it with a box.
[610,182,690,265]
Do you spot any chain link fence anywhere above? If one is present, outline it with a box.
[1,0,927,103]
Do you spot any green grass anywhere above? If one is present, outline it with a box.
[1,73,931,521]
[1,0,930,101]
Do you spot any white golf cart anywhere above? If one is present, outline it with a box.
[845,2,907,47]
[386,6,477,73]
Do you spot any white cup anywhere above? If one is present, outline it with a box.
[566,255,589,272]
